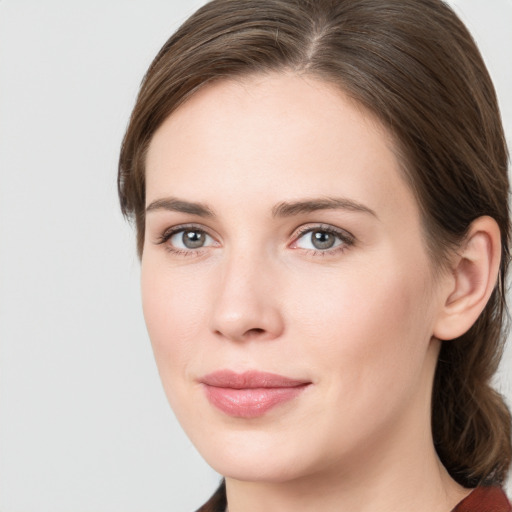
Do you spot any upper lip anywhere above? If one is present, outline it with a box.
[200,370,310,389]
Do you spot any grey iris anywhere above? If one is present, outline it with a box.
[183,230,205,248]
[312,230,335,249]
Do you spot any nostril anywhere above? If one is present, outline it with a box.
[245,328,265,337]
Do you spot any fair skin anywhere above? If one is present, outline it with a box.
[141,73,500,512]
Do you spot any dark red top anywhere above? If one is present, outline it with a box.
[451,486,511,512]
[196,482,511,512]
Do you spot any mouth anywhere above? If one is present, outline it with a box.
[200,370,311,418]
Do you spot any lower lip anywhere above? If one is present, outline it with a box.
[203,384,309,418]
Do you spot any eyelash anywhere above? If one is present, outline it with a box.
[156,224,217,257]
[155,223,355,257]
[291,224,355,256]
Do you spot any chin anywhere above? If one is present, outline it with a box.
[190,426,325,484]
[211,456,309,484]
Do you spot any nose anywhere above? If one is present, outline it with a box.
[209,251,285,343]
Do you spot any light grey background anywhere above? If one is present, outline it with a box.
[0,1,510,510]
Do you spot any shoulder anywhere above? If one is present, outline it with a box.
[452,487,511,512]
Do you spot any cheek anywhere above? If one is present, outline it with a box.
[140,258,210,385]
[291,258,435,390]
[284,261,437,459]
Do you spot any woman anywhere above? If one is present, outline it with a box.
[118,0,511,510]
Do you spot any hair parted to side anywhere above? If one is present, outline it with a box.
[118,0,511,487]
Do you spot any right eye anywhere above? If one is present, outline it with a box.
[170,229,213,249]
[157,226,218,254]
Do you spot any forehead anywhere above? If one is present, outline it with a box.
[145,73,417,222]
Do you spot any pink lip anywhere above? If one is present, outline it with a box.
[200,370,310,418]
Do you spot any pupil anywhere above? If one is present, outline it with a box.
[183,230,205,249]
[312,231,335,250]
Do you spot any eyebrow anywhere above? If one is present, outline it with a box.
[272,197,377,218]
[145,196,377,219]
[146,197,214,217]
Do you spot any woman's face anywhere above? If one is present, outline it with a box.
[142,74,448,482]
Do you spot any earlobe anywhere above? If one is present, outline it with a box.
[433,216,501,341]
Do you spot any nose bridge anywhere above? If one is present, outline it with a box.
[209,242,283,342]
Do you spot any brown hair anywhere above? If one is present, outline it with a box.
[118,0,511,487]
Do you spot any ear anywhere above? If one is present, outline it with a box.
[433,216,501,341]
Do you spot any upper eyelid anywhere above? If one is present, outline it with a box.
[155,223,218,247]
[161,223,215,237]
[292,223,355,241]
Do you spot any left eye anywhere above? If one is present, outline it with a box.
[294,228,348,251]
[168,229,215,250]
